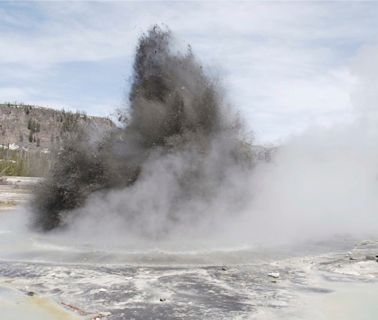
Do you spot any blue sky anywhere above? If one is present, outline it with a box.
[1,1,378,143]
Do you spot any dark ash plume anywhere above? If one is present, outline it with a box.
[31,26,253,235]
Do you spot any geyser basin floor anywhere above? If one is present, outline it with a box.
[0,210,377,319]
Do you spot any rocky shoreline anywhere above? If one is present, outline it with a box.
[0,176,40,211]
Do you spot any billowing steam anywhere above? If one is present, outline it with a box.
[31,26,254,239]
[30,27,378,248]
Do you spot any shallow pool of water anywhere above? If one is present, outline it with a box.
[297,280,378,320]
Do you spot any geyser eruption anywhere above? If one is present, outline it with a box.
[31,26,253,238]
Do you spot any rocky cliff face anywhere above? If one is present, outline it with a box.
[0,103,115,151]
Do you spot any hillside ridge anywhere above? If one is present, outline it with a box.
[0,103,114,151]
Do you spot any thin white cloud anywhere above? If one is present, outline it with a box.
[1,1,378,142]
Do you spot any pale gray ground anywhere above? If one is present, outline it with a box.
[1,224,377,319]
[0,177,377,320]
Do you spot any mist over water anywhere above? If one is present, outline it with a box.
[27,27,378,251]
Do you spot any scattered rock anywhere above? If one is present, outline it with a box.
[268,272,280,279]
[159,298,166,302]
[92,311,111,319]
[26,291,35,296]
[221,266,227,271]
[347,251,357,260]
